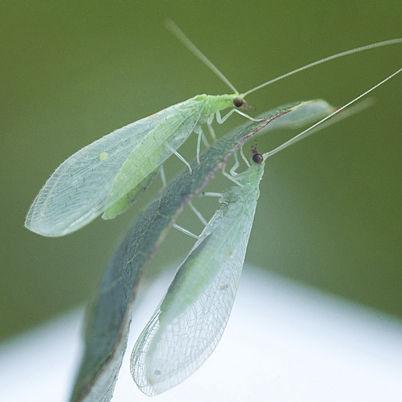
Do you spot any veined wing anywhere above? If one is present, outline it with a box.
[103,99,204,219]
[131,163,264,396]
[25,97,203,237]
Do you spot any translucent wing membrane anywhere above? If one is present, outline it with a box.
[25,98,203,236]
[131,163,265,395]
[103,100,203,219]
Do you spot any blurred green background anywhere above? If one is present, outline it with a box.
[1,0,401,341]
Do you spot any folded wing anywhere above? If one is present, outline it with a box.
[25,99,202,236]
[131,164,263,395]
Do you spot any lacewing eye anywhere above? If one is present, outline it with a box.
[233,97,244,108]
[252,152,264,164]
[251,145,264,164]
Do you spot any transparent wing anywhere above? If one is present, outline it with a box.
[131,164,263,396]
[25,99,201,237]
[103,100,204,218]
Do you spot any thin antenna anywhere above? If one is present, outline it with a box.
[263,68,401,159]
[165,19,239,94]
[244,38,402,97]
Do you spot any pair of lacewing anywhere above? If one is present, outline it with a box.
[24,21,400,237]
[24,20,401,396]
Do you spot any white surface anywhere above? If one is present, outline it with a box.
[1,267,402,402]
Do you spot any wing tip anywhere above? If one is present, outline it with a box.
[24,221,67,237]
[24,201,101,237]
[24,211,76,237]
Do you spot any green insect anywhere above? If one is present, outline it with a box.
[24,20,401,237]
[129,68,401,395]
[131,148,266,396]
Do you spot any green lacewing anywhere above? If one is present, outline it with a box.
[24,20,401,236]
[131,153,266,396]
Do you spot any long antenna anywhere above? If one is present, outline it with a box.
[263,68,401,159]
[165,19,239,94]
[244,38,402,97]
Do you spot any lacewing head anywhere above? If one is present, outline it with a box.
[251,145,264,164]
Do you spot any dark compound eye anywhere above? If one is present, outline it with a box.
[251,145,264,164]
[252,152,264,164]
[233,97,244,108]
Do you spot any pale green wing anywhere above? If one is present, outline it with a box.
[103,99,204,219]
[101,171,158,220]
[130,163,265,396]
[25,98,202,237]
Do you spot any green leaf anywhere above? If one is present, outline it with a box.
[70,99,335,402]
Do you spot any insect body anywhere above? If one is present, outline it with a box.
[131,156,265,396]
[24,18,401,236]
[129,67,400,395]
[25,94,245,236]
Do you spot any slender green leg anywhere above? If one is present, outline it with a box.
[229,151,240,176]
[188,201,207,225]
[216,109,262,124]
[207,115,216,141]
[166,144,192,174]
[234,109,263,122]
[195,127,203,164]
[240,145,251,167]
[215,109,235,124]
[200,191,223,198]
[201,130,210,147]
[222,168,243,187]
[172,224,199,239]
